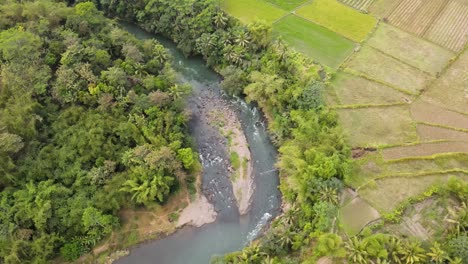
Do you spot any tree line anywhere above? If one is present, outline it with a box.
[0,1,196,262]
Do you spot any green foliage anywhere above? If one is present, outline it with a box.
[177,148,195,170]
[447,235,468,262]
[0,1,194,262]
[314,233,346,258]
[230,151,240,170]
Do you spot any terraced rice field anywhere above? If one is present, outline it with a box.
[339,0,375,11]
[359,173,468,213]
[382,142,468,160]
[339,196,380,235]
[424,0,468,52]
[372,0,468,52]
[329,73,410,106]
[296,0,377,42]
[417,124,468,142]
[337,106,417,147]
[421,50,468,115]
[410,100,468,130]
[386,0,446,36]
[344,46,431,95]
[273,15,355,67]
[367,23,454,75]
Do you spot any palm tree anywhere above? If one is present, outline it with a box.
[398,241,426,264]
[213,12,228,29]
[387,236,403,264]
[261,255,275,264]
[235,31,250,48]
[448,257,463,264]
[427,242,448,263]
[345,237,369,264]
[153,45,168,64]
[319,186,339,205]
[445,201,467,235]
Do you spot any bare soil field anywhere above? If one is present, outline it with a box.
[382,141,468,160]
[420,50,468,115]
[344,46,431,95]
[410,100,468,130]
[340,0,375,11]
[330,72,410,105]
[386,0,446,37]
[359,173,467,213]
[367,23,454,75]
[417,123,468,142]
[424,0,468,52]
[338,105,417,147]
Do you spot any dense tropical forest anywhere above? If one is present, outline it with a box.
[0,1,196,262]
[0,0,466,263]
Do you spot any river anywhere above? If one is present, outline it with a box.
[116,23,281,264]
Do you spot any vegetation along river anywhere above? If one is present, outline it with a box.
[116,23,281,264]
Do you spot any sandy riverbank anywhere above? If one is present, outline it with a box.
[177,194,217,227]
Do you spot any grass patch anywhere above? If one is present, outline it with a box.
[337,105,417,147]
[296,0,377,42]
[330,72,410,105]
[230,151,240,170]
[223,0,287,24]
[265,0,308,10]
[367,23,454,75]
[273,14,355,68]
[344,46,431,95]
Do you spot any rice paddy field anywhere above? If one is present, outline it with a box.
[223,0,468,237]
[273,15,355,67]
[223,0,377,67]
[295,0,377,42]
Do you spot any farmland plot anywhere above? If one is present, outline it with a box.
[424,0,468,52]
[344,46,431,95]
[417,124,468,142]
[368,0,403,18]
[387,0,446,36]
[359,173,468,213]
[382,142,468,160]
[330,72,410,105]
[337,106,417,147]
[340,0,375,11]
[421,50,468,115]
[273,15,355,67]
[367,23,454,75]
[411,100,468,130]
[223,0,287,24]
[296,0,377,42]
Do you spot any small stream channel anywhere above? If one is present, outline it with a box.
[116,23,281,264]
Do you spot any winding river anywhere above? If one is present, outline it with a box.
[116,24,281,263]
